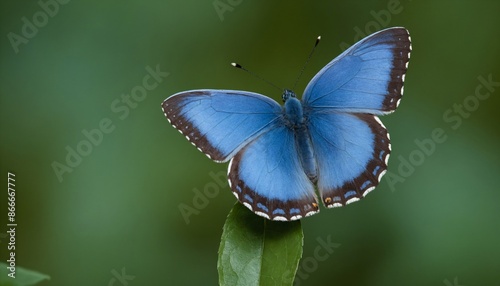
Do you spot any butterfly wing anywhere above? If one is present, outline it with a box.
[303,27,411,114]
[162,90,282,162]
[303,27,411,207]
[228,123,319,221]
[307,112,391,207]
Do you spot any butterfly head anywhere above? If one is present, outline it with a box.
[282,89,297,102]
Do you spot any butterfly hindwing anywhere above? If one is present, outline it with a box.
[162,90,282,162]
[307,112,390,207]
[303,27,411,114]
[228,123,319,221]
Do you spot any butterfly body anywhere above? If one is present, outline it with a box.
[282,92,318,182]
[162,27,412,221]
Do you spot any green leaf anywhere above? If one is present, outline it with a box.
[0,263,50,286]
[218,203,303,286]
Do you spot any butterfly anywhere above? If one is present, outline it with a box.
[162,27,411,221]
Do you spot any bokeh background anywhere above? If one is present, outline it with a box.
[1,1,499,285]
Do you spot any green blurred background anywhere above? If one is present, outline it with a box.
[1,1,499,285]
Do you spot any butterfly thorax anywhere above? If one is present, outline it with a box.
[283,94,304,126]
[283,91,318,182]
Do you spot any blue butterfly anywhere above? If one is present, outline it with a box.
[162,27,411,221]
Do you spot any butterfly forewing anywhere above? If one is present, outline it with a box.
[162,90,282,162]
[303,27,411,114]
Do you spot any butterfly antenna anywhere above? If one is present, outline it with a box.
[292,36,321,91]
[231,62,282,91]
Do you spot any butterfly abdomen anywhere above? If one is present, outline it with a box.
[284,97,318,182]
[295,127,317,182]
